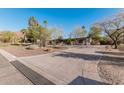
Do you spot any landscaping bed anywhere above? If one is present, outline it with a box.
[98,61,124,84]
[95,48,124,84]
[97,56,124,84]
[1,45,67,57]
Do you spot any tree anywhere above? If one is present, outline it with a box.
[50,27,63,45]
[70,26,87,45]
[28,16,39,28]
[71,26,87,38]
[38,26,51,47]
[20,16,51,47]
[100,35,113,45]
[20,28,28,43]
[43,20,48,28]
[27,16,40,43]
[95,16,124,49]
[39,20,51,47]
[117,13,124,44]
[89,26,102,44]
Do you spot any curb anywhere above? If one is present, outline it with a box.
[0,49,17,62]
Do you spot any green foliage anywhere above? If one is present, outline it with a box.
[65,38,72,45]
[59,38,76,45]
[21,16,40,43]
[26,28,39,43]
[20,16,52,47]
[89,26,102,44]
[38,26,51,47]
[65,38,76,45]
[43,20,48,28]
[28,16,39,27]
[28,16,40,43]
[100,36,113,45]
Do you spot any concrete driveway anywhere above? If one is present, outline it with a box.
[19,47,105,85]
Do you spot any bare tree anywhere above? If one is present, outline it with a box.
[50,27,63,46]
[95,16,124,49]
[71,26,87,38]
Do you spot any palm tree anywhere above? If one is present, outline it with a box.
[43,20,48,28]
[82,26,87,45]
[20,28,28,43]
[82,26,85,29]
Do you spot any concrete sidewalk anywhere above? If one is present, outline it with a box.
[0,54,32,84]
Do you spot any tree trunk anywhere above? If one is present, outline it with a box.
[84,38,87,45]
[24,35,26,43]
[114,41,118,49]
[43,42,45,47]
[39,39,42,48]
[43,39,46,47]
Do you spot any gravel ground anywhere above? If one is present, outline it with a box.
[1,45,66,57]
[96,49,124,85]
[97,61,124,84]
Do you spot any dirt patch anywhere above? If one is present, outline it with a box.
[96,48,124,84]
[97,60,124,85]
[1,45,67,57]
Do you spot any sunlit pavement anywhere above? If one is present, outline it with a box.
[19,47,105,85]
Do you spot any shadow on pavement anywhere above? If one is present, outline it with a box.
[68,76,109,85]
[96,51,124,56]
[53,51,124,63]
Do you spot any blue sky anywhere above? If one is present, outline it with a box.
[0,8,120,38]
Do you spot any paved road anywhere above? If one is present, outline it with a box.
[0,54,32,85]
[19,47,105,85]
